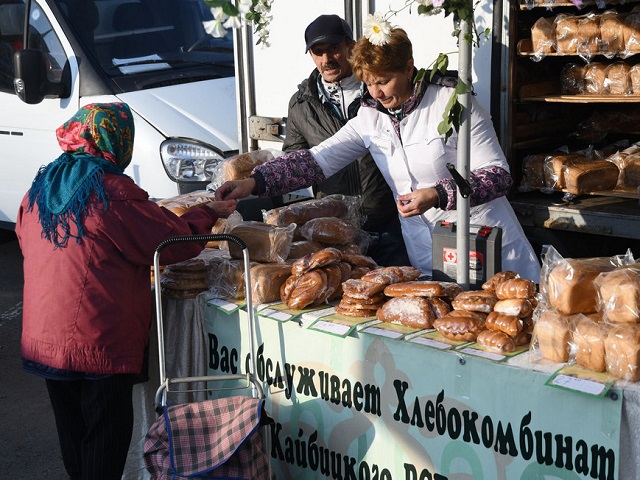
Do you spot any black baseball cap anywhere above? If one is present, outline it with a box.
[304,14,353,52]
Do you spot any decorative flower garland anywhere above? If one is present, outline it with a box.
[203,0,273,47]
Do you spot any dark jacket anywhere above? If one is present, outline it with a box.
[282,69,398,231]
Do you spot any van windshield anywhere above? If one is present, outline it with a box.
[55,0,234,76]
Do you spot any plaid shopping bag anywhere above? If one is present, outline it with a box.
[144,396,271,479]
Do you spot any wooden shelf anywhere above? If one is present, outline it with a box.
[519,0,639,10]
[521,94,640,102]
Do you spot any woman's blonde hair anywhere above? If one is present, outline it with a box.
[351,28,413,80]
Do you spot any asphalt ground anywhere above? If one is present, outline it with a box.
[0,230,156,479]
[0,230,68,478]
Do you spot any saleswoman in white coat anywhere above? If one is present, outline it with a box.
[216,23,541,282]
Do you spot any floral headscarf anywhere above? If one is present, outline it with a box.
[27,102,135,247]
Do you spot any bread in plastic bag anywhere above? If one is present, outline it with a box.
[573,314,610,372]
[539,246,628,315]
[596,264,640,323]
[530,307,574,363]
[226,221,295,263]
[299,216,357,245]
[604,323,640,381]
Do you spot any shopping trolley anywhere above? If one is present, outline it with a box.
[143,233,272,479]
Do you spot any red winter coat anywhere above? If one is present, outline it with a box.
[17,174,218,375]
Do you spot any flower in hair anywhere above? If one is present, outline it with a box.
[363,13,392,46]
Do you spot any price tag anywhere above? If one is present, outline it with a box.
[207,297,242,313]
[259,308,293,322]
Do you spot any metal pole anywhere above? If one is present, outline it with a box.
[233,2,258,153]
[456,13,472,289]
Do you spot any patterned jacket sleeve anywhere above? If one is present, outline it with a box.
[252,150,326,197]
[434,166,513,211]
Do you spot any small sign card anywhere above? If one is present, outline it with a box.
[546,364,616,398]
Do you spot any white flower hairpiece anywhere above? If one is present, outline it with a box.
[363,13,392,46]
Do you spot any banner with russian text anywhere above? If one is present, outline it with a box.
[203,305,622,480]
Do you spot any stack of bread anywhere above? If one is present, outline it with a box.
[377,280,461,328]
[335,266,422,318]
[532,249,640,381]
[160,257,210,299]
[530,10,640,58]
[478,274,537,353]
[281,247,354,310]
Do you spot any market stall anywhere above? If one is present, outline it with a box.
[145,190,640,480]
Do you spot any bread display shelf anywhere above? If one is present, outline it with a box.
[519,0,639,9]
[518,81,640,102]
[522,94,640,103]
[517,39,640,58]
[549,187,640,199]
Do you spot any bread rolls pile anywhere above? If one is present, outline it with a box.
[431,272,537,352]
[280,248,381,311]
[533,249,640,381]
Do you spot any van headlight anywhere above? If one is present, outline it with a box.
[160,139,225,182]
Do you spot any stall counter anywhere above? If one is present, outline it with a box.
[198,300,640,480]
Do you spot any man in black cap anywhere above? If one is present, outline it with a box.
[282,14,409,266]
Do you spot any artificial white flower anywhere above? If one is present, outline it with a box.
[237,0,252,15]
[363,13,392,46]
[203,7,229,38]
[223,14,243,30]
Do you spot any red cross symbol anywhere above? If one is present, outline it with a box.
[443,248,457,264]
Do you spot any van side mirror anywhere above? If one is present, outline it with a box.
[13,49,70,104]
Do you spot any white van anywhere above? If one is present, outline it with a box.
[0,0,242,229]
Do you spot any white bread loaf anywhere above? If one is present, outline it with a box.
[605,324,640,381]
[250,263,295,304]
[547,257,617,315]
[533,309,573,363]
[555,14,580,54]
[596,265,640,323]
[600,11,626,55]
[573,316,609,372]
[228,221,295,263]
[531,16,556,53]
[605,62,632,95]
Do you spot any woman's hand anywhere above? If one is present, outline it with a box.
[396,188,439,217]
[205,199,238,218]
[215,178,256,201]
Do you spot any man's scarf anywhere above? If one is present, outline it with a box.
[27,103,135,248]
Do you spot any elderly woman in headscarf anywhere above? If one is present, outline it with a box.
[16,102,236,480]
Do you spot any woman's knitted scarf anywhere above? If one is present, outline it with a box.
[27,102,135,248]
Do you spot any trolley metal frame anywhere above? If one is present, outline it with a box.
[152,233,263,406]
